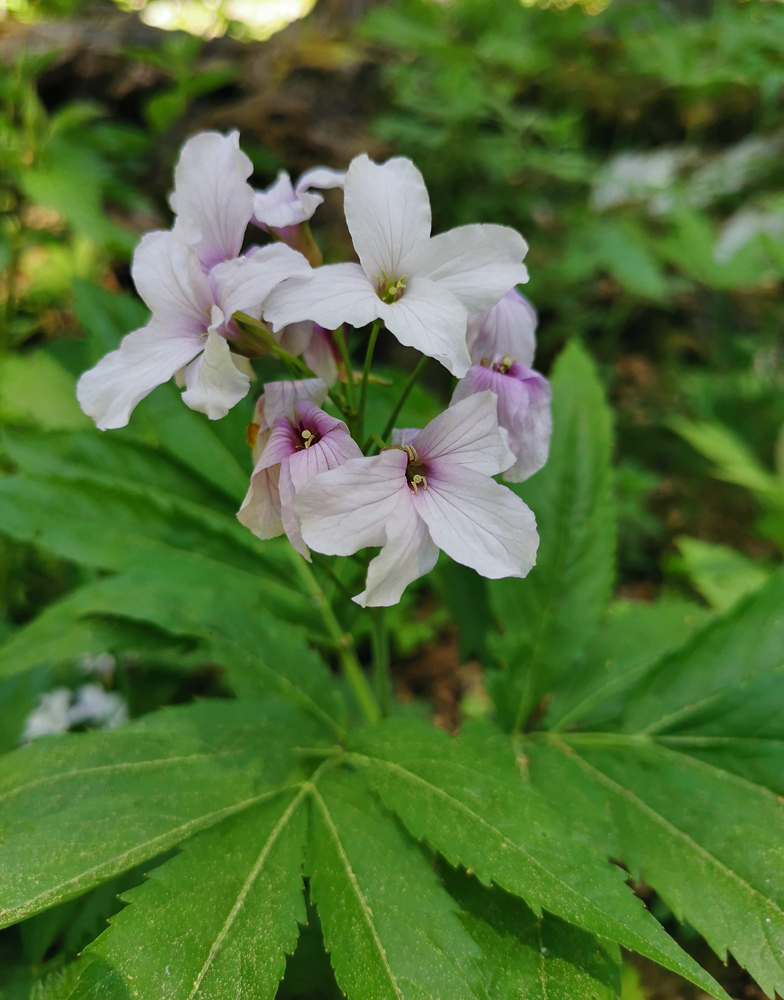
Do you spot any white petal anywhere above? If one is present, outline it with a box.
[296,167,346,193]
[344,154,431,280]
[277,321,314,357]
[466,289,537,368]
[181,330,250,419]
[261,378,328,429]
[212,245,312,321]
[503,372,553,483]
[295,451,409,556]
[77,322,202,431]
[279,460,309,558]
[263,263,381,332]
[237,463,283,540]
[379,276,471,377]
[355,501,438,607]
[253,172,302,229]
[417,464,538,580]
[132,232,211,328]
[404,224,529,314]
[390,428,421,447]
[303,325,339,385]
[170,131,254,270]
[415,390,513,476]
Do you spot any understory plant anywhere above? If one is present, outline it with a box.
[0,129,783,1000]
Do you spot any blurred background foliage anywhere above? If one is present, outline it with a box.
[1,0,783,994]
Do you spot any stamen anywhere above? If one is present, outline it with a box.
[492,353,517,375]
[409,473,427,495]
[374,271,408,304]
[301,429,315,449]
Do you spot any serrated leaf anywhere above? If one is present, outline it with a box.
[442,865,621,1000]
[73,791,309,1000]
[530,734,784,999]
[674,536,771,613]
[307,767,487,1000]
[0,698,328,928]
[345,718,724,998]
[623,566,784,735]
[488,341,615,731]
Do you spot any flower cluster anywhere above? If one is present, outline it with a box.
[77,130,552,605]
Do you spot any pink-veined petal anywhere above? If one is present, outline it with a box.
[260,378,328,429]
[170,131,254,270]
[212,244,311,321]
[415,390,513,475]
[180,329,250,419]
[404,224,529,314]
[253,172,303,229]
[263,263,380,332]
[132,232,211,328]
[417,463,538,580]
[256,417,299,469]
[390,428,421,447]
[295,451,409,556]
[344,154,431,280]
[466,289,537,367]
[77,322,202,431]
[303,325,339,385]
[379,276,471,377]
[355,501,438,607]
[296,167,346,194]
[279,460,309,558]
[451,366,529,456]
[237,463,283,540]
[503,370,553,483]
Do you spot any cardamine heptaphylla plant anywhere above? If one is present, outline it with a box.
[1,128,783,1000]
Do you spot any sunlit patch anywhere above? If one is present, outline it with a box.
[113,0,316,42]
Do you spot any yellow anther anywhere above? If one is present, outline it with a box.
[301,429,315,449]
[409,473,427,495]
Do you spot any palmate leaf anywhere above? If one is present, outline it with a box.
[0,697,329,927]
[345,718,724,998]
[307,767,487,1000]
[487,340,615,730]
[442,865,621,1000]
[73,791,309,1000]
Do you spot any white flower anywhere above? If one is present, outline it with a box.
[246,377,329,463]
[293,391,539,606]
[264,154,529,377]
[21,689,71,741]
[466,289,537,366]
[253,167,345,231]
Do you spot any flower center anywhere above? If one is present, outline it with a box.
[297,427,319,450]
[481,353,516,375]
[403,445,428,495]
[374,272,407,304]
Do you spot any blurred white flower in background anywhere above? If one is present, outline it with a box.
[590,149,693,214]
[714,207,784,263]
[21,685,129,742]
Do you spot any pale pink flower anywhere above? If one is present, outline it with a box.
[247,377,328,461]
[466,288,537,366]
[264,154,529,377]
[238,400,360,558]
[451,356,552,483]
[253,167,345,234]
[294,391,539,606]
[77,233,310,429]
[275,322,340,385]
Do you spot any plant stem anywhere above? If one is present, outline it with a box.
[367,355,428,453]
[334,326,357,414]
[357,320,381,443]
[369,607,390,717]
[288,549,380,725]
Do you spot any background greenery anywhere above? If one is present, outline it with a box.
[1,0,783,995]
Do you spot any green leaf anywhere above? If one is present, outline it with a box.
[530,734,784,999]
[307,767,486,1000]
[0,665,51,752]
[488,340,616,731]
[73,791,309,1000]
[345,718,723,997]
[674,536,771,613]
[0,353,91,432]
[442,865,621,1000]
[623,566,784,735]
[545,599,711,731]
[0,698,328,928]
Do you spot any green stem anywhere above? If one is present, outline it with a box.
[357,320,382,444]
[334,326,357,415]
[369,607,390,718]
[367,355,428,454]
[288,549,380,725]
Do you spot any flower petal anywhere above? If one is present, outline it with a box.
[253,172,305,229]
[355,502,438,607]
[180,329,251,419]
[132,232,211,329]
[403,223,529,314]
[416,390,513,475]
[417,463,538,580]
[466,289,537,368]
[170,131,254,271]
[77,322,202,431]
[503,370,553,483]
[379,276,471,377]
[212,244,311,322]
[279,460,309,558]
[237,463,283,540]
[451,366,529,457]
[295,167,346,194]
[277,321,314,357]
[263,263,380,332]
[259,378,328,429]
[344,154,431,280]
[303,325,339,385]
[390,428,421,447]
[295,451,409,556]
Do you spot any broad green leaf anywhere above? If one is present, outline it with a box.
[0,665,51,752]
[663,737,784,796]
[0,698,328,928]
[0,353,90,431]
[72,279,148,367]
[307,767,486,1000]
[546,599,711,731]
[345,718,723,997]
[623,566,784,735]
[488,340,615,731]
[674,536,771,613]
[530,734,784,999]
[442,865,621,1000]
[73,791,309,1000]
